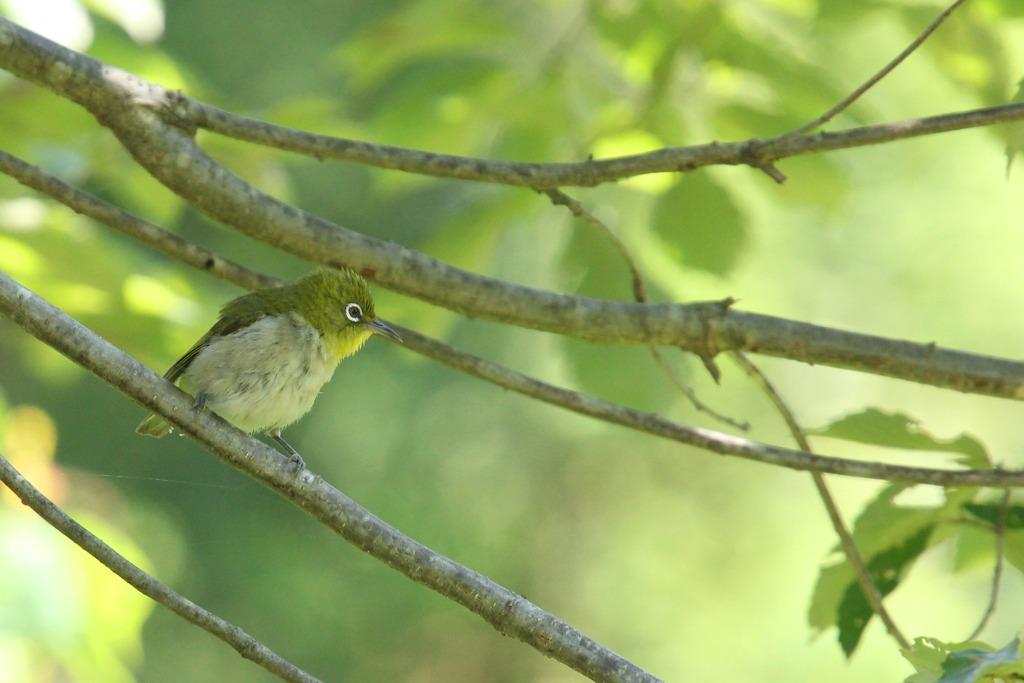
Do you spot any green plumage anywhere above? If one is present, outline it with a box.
[136,268,400,466]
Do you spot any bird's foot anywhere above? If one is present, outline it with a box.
[270,428,306,471]
[287,452,306,470]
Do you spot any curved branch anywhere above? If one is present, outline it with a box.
[189,101,1024,187]
[768,0,969,145]
[0,454,324,683]
[0,272,661,683]
[1,18,1023,404]
[395,325,1024,487]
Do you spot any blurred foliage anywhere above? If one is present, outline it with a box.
[2,0,1024,681]
[0,403,155,683]
[904,636,1024,683]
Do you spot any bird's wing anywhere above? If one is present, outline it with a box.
[162,293,268,383]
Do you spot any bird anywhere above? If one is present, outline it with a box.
[136,267,401,468]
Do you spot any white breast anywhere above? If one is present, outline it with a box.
[182,312,338,433]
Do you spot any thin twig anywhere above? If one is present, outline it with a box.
[540,190,648,302]
[542,188,748,430]
[730,352,911,653]
[647,345,748,429]
[765,0,971,146]
[0,453,324,683]
[392,323,1024,487]
[966,488,1011,640]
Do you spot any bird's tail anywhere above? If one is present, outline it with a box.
[136,413,173,438]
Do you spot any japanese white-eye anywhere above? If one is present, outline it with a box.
[136,267,401,467]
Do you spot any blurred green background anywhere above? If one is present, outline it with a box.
[2,0,1024,681]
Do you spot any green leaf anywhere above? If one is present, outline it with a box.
[962,500,1024,585]
[903,637,1024,683]
[650,171,746,276]
[806,413,991,659]
[814,409,991,469]
[963,503,1024,529]
[904,637,954,683]
[937,637,1022,683]
[810,482,974,657]
[810,486,929,630]
[836,524,933,657]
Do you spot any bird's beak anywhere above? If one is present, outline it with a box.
[366,318,402,343]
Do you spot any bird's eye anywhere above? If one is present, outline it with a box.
[345,303,363,323]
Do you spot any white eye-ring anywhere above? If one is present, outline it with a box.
[345,303,363,323]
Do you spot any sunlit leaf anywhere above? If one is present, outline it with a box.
[937,638,1023,683]
[1004,77,1024,175]
[815,409,991,469]
[904,637,955,683]
[810,483,969,656]
[903,637,1024,683]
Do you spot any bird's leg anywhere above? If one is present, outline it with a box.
[193,390,208,411]
[270,428,306,470]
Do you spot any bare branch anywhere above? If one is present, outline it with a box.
[2,152,1020,409]
[0,272,662,683]
[395,325,1024,487]
[767,0,970,146]
[0,12,1018,192]
[0,453,324,683]
[192,92,1024,188]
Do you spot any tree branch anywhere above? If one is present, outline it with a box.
[188,100,1024,188]
[0,272,662,683]
[767,0,970,145]
[395,324,1024,487]
[0,453,324,683]
[3,8,1017,674]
